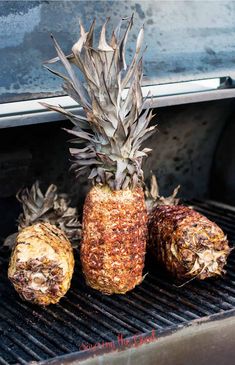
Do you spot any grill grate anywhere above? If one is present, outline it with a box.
[0,200,235,364]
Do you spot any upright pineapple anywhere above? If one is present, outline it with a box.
[146,175,231,281]
[42,16,156,294]
[8,182,77,305]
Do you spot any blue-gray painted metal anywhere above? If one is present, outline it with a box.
[1,0,235,103]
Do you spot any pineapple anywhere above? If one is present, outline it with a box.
[7,182,78,305]
[8,223,74,305]
[146,175,231,281]
[41,16,156,294]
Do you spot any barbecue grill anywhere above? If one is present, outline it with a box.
[0,200,235,364]
[1,1,235,364]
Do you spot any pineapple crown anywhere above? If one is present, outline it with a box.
[41,15,156,190]
[17,182,81,243]
[145,174,180,212]
[3,181,82,250]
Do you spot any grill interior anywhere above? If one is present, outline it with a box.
[0,199,235,364]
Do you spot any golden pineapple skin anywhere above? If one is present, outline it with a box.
[8,223,74,305]
[81,185,147,295]
[148,205,230,280]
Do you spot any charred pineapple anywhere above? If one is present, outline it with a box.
[146,175,231,281]
[82,186,147,294]
[7,182,78,305]
[8,223,74,305]
[42,16,155,294]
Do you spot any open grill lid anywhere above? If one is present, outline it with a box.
[1,0,235,104]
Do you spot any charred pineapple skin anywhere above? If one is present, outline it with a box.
[8,223,74,305]
[148,205,230,280]
[81,185,147,294]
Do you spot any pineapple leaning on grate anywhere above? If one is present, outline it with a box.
[41,16,156,294]
[146,175,231,281]
[7,182,79,305]
[8,223,74,305]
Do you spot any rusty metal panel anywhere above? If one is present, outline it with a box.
[1,0,235,103]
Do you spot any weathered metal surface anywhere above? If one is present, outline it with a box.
[1,1,235,103]
[0,148,31,197]
[0,99,233,204]
[3,78,235,129]
[211,116,235,205]
[144,98,235,199]
[40,314,235,365]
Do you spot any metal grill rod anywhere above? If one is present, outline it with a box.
[0,342,27,365]
[70,288,149,333]
[0,298,69,354]
[0,306,56,357]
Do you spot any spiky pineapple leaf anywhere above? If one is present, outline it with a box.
[43,16,156,190]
